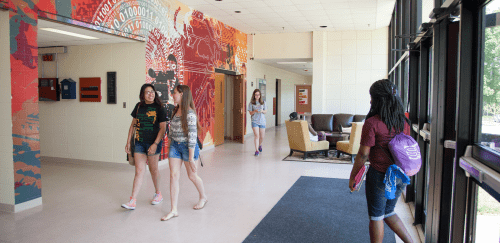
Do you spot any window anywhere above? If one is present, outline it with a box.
[479,0,500,154]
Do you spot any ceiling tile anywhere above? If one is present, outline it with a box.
[246,7,276,13]
[300,9,327,16]
[213,2,243,10]
[233,13,259,20]
[265,0,294,7]
[237,1,268,8]
[271,5,299,12]
[291,0,321,3]
[295,4,324,11]
[306,15,330,21]
[253,12,277,19]
[277,11,303,17]
[177,0,210,6]
[349,1,377,8]
[194,4,220,11]
[283,16,309,22]
[322,2,351,9]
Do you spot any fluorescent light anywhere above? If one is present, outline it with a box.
[40,28,99,40]
[276,62,307,64]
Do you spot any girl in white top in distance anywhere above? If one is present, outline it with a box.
[161,85,208,221]
[248,89,267,156]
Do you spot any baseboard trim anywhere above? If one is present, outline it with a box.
[0,203,14,213]
[15,197,42,213]
[0,197,43,213]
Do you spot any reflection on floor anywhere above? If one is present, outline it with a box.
[0,126,421,243]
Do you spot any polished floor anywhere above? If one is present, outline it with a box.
[0,126,422,243]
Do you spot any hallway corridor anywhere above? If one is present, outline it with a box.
[0,126,420,243]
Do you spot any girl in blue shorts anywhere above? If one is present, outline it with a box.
[123,84,167,210]
[161,85,207,221]
[349,80,413,243]
[248,89,267,156]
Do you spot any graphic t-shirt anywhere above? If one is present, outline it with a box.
[131,102,167,144]
[360,115,410,173]
[248,101,266,126]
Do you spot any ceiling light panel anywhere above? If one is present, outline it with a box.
[40,28,99,39]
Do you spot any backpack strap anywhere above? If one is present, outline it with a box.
[377,144,395,164]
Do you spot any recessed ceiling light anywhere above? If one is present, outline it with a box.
[277,62,307,64]
[235,11,241,13]
[320,26,327,28]
[40,28,99,39]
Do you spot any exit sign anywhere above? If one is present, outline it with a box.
[42,54,54,61]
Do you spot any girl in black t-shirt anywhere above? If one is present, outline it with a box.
[122,84,167,210]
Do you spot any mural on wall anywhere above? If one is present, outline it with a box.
[2,1,42,204]
[1,0,246,203]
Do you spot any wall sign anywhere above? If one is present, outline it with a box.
[107,72,117,104]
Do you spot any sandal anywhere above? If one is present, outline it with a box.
[193,199,208,210]
[160,212,178,221]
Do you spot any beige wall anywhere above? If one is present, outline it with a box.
[322,28,389,115]
[38,42,145,163]
[252,32,313,59]
[0,10,15,205]
[245,59,312,134]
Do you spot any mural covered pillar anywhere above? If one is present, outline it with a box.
[5,4,41,212]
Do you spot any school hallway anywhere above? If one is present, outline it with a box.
[0,126,421,243]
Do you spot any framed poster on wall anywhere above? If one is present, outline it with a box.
[257,78,266,102]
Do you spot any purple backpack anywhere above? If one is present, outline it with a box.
[381,133,422,176]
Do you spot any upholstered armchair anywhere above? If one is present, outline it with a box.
[285,120,330,159]
[336,122,364,163]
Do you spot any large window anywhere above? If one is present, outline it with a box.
[474,1,500,242]
[479,0,500,154]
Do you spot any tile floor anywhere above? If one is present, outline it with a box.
[0,126,422,243]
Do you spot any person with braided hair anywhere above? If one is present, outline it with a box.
[349,79,413,243]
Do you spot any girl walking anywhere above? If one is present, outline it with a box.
[248,89,267,156]
[349,79,413,243]
[123,84,167,210]
[161,85,207,221]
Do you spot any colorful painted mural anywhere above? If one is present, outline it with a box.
[1,0,247,204]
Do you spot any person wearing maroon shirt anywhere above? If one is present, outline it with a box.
[349,79,414,243]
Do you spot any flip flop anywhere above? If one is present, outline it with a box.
[160,212,178,221]
[193,199,208,210]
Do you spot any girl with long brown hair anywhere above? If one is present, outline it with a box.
[123,83,167,210]
[248,89,267,156]
[161,85,207,221]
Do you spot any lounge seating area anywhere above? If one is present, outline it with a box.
[285,120,330,159]
[285,113,365,162]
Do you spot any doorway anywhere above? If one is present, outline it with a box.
[214,71,245,146]
[275,79,281,126]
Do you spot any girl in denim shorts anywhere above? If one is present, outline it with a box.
[122,84,167,210]
[349,80,414,243]
[161,85,207,221]
[248,89,267,156]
